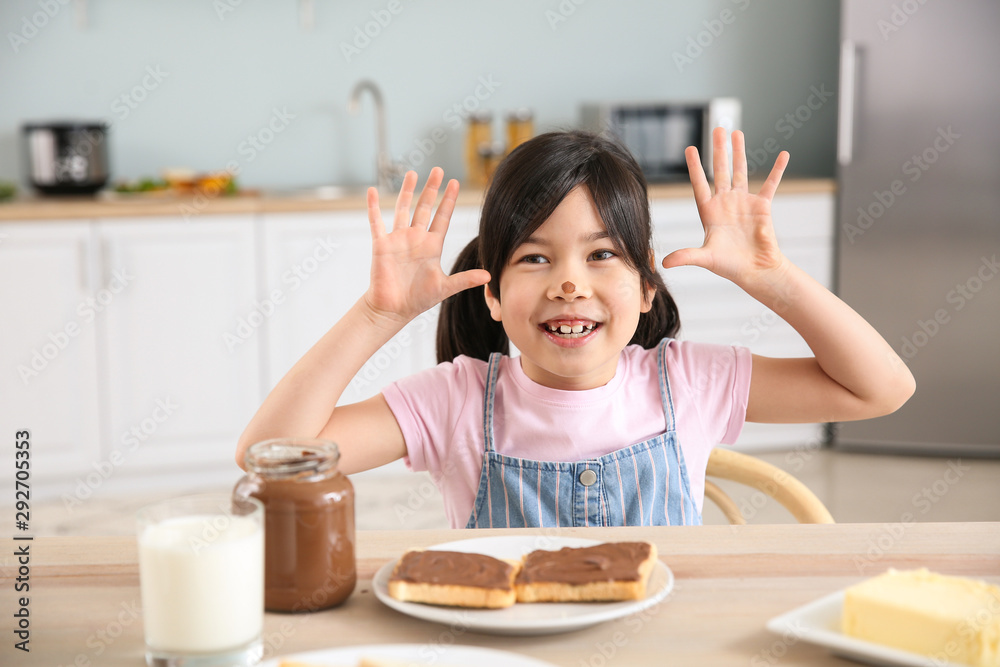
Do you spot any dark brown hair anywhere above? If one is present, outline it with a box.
[436,130,680,363]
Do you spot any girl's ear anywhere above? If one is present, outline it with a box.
[640,281,656,314]
[484,284,503,322]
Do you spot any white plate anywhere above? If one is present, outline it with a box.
[766,590,966,667]
[372,535,674,636]
[261,644,557,666]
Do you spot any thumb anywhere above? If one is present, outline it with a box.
[441,269,491,301]
[661,247,710,270]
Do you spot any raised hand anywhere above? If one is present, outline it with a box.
[363,167,491,325]
[661,128,790,290]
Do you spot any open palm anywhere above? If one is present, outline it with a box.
[364,167,490,324]
[662,128,790,289]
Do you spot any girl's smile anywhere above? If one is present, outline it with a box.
[539,318,601,347]
[484,186,654,390]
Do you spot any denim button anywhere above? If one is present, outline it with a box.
[579,469,597,486]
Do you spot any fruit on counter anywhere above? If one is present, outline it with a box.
[113,177,169,193]
[0,181,17,201]
[113,170,239,195]
[195,171,235,194]
[161,167,197,192]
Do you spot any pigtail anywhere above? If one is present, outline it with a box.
[632,282,681,348]
[436,237,509,364]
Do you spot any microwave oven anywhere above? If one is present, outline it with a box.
[579,98,741,182]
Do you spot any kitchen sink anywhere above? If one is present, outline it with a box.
[265,184,369,200]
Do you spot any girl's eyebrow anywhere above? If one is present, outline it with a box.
[522,231,611,246]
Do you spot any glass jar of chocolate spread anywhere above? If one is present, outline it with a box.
[233,438,356,612]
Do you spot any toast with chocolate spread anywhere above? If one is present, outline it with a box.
[514,541,658,602]
[387,541,658,608]
[387,549,521,609]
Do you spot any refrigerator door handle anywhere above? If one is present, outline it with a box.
[837,39,857,166]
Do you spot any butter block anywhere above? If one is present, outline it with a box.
[842,568,1000,667]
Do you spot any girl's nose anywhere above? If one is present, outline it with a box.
[548,273,589,301]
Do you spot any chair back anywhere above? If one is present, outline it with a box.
[704,448,834,524]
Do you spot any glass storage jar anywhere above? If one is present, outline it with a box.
[233,438,356,612]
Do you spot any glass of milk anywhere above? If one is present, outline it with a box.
[137,493,264,667]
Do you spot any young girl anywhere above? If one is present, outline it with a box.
[236,128,915,528]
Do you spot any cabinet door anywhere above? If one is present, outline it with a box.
[261,208,479,407]
[262,211,376,404]
[0,221,102,483]
[651,193,834,450]
[98,216,260,471]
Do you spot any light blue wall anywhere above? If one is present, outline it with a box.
[0,0,839,190]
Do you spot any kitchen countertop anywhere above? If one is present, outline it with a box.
[2,522,996,666]
[0,178,835,221]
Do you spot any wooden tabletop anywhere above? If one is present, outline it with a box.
[3,522,997,666]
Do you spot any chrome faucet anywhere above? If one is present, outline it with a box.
[348,79,405,192]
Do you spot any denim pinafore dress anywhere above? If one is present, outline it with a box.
[465,339,702,528]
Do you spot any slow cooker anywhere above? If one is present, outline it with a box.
[22,121,110,195]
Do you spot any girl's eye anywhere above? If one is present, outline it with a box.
[591,249,616,261]
[519,254,548,264]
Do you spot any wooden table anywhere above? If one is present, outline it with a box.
[3,523,998,666]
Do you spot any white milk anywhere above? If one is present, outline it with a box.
[139,514,263,653]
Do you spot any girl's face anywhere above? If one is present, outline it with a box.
[484,186,654,390]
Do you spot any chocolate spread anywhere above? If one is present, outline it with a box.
[515,542,651,585]
[391,550,515,590]
[234,442,356,613]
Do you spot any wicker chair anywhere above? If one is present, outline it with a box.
[704,448,835,524]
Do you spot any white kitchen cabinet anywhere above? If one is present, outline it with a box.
[261,207,479,407]
[0,221,103,480]
[98,216,261,473]
[651,192,835,451]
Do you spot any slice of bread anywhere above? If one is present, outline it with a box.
[514,541,658,603]
[387,549,521,609]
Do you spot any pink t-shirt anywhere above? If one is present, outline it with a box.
[381,339,752,528]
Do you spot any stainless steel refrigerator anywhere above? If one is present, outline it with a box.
[834,0,1000,456]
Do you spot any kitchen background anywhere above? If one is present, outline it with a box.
[2,0,998,533]
[0,0,838,188]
